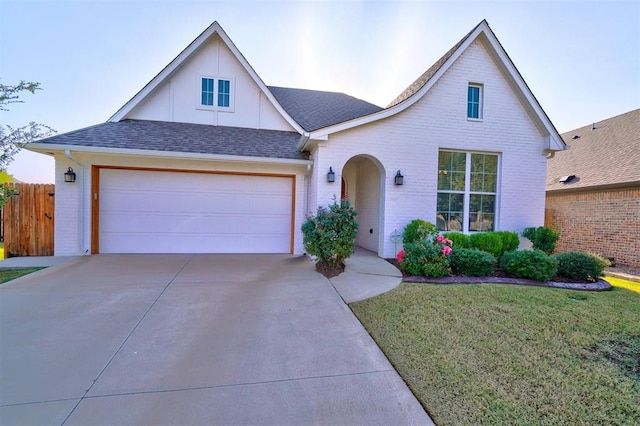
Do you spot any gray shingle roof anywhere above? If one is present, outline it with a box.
[387,22,480,108]
[268,86,382,131]
[30,119,308,160]
[546,109,640,192]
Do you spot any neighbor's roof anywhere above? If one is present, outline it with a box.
[27,119,307,161]
[546,109,640,192]
[269,86,382,132]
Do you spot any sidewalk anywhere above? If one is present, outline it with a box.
[0,256,82,270]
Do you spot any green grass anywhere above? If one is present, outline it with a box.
[351,284,640,425]
[0,268,44,284]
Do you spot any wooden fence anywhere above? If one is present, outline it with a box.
[3,183,55,258]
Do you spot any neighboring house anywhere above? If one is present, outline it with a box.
[28,20,565,258]
[546,109,640,268]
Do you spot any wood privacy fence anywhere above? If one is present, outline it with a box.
[3,183,55,257]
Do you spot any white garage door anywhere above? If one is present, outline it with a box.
[98,169,293,253]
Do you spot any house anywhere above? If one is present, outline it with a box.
[546,109,639,268]
[27,20,565,258]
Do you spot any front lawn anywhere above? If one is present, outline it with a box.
[351,284,640,425]
[606,276,640,295]
[0,268,44,284]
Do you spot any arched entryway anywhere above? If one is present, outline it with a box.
[341,155,385,255]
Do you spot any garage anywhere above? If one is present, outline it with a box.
[95,168,294,254]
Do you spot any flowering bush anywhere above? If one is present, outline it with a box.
[397,234,453,277]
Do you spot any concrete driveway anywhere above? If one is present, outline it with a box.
[0,254,431,425]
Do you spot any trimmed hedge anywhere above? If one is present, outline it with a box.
[522,226,559,254]
[500,250,558,282]
[449,248,496,277]
[555,251,604,282]
[443,232,470,248]
[400,240,451,278]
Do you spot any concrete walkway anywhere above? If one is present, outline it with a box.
[0,253,429,425]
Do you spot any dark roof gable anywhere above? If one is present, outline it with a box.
[546,109,640,192]
[269,86,382,132]
[30,120,307,161]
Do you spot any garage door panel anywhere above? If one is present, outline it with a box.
[99,169,293,254]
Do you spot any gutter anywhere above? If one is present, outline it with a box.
[64,150,89,254]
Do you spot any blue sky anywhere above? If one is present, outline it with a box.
[2,0,638,183]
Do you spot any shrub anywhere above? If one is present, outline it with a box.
[555,252,605,282]
[403,219,438,244]
[494,231,520,253]
[522,226,559,254]
[399,236,453,278]
[443,232,470,248]
[301,200,358,269]
[469,232,503,259]
[449,248,496,276]
[500,250,558,282]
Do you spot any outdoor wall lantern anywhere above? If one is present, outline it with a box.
[394,170,404,185]
[327,167,335,183]
[64,167,76,183]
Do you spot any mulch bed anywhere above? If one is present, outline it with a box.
[385,259,612,292]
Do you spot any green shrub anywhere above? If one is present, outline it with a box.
[500,250,558,282]
[449,248,496,276]
[301,200,358,268]
[469,232,503,259]
[522,226,559,254]
[443,232,470,248]
[589,253,612,269]
[494,231,520,253]
[555,252,605,282]
[403,219,438,244]
[399,240,451,278]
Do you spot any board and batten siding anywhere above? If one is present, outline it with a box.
[126,34,294,132]
[311,38,548,258]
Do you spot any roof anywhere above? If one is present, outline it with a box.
[268,86,382,132]
[27,120,307,161]
[546,109,640,192]
[302,20,566,154]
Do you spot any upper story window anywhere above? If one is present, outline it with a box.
[199,76,233,111]
[467,84,483,119]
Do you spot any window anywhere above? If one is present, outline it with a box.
[437,151,498,232]
[201,78,214,106]
[467,84,482,119]
[199,77,232,110]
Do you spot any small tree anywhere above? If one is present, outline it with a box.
[522,226,559,254]
[301,199,358,277]
[0,80,55,205]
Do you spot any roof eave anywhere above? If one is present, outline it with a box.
[26,143,312,167]
[546,180,640,194]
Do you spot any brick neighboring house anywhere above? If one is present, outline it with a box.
[546,109,640,268]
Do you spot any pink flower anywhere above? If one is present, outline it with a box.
[441,246,452,255]
[436,235,445,243]
[397,249,405,263]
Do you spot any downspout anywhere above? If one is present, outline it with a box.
[65,150,89,253]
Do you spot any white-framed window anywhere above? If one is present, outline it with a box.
[437,150,499,233]
[467,83,483,119]
[198,76,234,111]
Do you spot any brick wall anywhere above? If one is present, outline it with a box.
[546,187,640,268]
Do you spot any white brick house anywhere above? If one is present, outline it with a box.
[28,20,565,258]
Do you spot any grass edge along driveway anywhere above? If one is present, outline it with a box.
[351,282,640,425]
[0,268,45,284]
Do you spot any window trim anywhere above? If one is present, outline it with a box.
[467,83,483,121]
[436,149,500,233]
[196,75,235,112]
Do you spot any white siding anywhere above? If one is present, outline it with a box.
[311,38,548,258]
[126,34,294,132]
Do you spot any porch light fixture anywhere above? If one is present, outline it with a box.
[327,167,335,183]
[394,170,404,185]
[64,167,76,183]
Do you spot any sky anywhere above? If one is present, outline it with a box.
[1,0,638,183]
